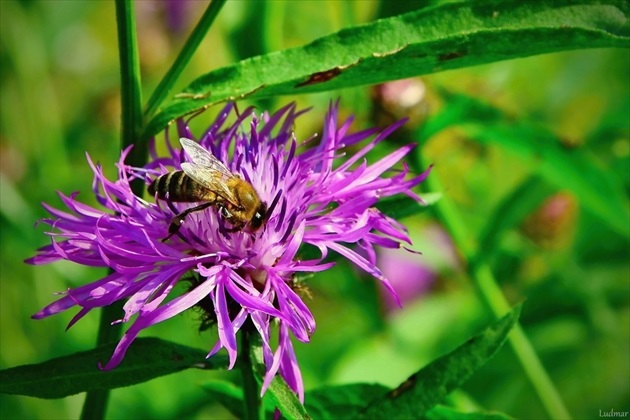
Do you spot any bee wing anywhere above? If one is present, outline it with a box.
[180,138,233,178]
[180,163,239,205]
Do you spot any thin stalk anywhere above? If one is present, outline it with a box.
[79,302,124,420]
[414,152,571,419]
[240,331,262,420]
[143,0,227,121]
[116,0,145,196]
[470,263,571,419]
[81,1,143,418]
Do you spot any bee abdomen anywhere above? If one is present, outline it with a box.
[148,171,202,202]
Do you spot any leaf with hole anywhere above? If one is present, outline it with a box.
[143,0,629,138]
[357,305,521,418]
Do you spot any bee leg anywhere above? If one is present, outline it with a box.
[219,206,232,219]
[216,206,232,237]
[163,216,186,241]
[163,202,214,241]
[217,206,245,233]
[223,223,245,233]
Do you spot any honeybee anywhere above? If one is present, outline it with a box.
[148,138,267,238]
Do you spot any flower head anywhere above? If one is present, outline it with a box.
[27,102,430,401]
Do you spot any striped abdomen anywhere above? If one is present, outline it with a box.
[148,171,219,203]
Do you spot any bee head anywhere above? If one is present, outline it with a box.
[249,202,268,231]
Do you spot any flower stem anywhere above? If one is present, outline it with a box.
[79,303,124,420]
[143,0,227,121]
[470,263,571,419]
[116,0,145,196]
[413,152,571,419]
[240,330,262,420]
[81,1,143,418]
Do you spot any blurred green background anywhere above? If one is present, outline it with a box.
[1,1,628,419]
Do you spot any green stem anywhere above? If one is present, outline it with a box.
[240,331,262,420]
[471,264,571,419]
[79,302,124,420]
[81,1,143,418]
[416,154,571,419]
[117,0,145,195]
[143,0,227,121]
[118,0,143,148]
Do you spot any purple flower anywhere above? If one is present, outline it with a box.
[27,102,430,402]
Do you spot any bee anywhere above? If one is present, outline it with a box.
[148,138,267,238]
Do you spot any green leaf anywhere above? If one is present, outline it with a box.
[468,122,630,238]
[203,377,313,419]
[250,345,310,419]
[0,337,227,399]
[302,384,513,419]
[417,89,505,141]
[424,91,630,238]
[375,192,440,220]
[263,376,310,419]
[143,0,629,138]
[262,374,310,419]
[425,404,512,419]
[201,380,245,419]
[475,175,556,264]
[358,304,521,419]
[305,383,389,419]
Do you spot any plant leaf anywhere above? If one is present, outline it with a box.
[425,404,512,419]
[375,193,440,220]
[423,91,630,238]
[201,380,244,418]
[250,345,310,419]
[143,0,629,138]
[467,122,630,238]
[475,175,556,264]
[305,383,389,419]
[0,337,227,399]
[358,304,521,418]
